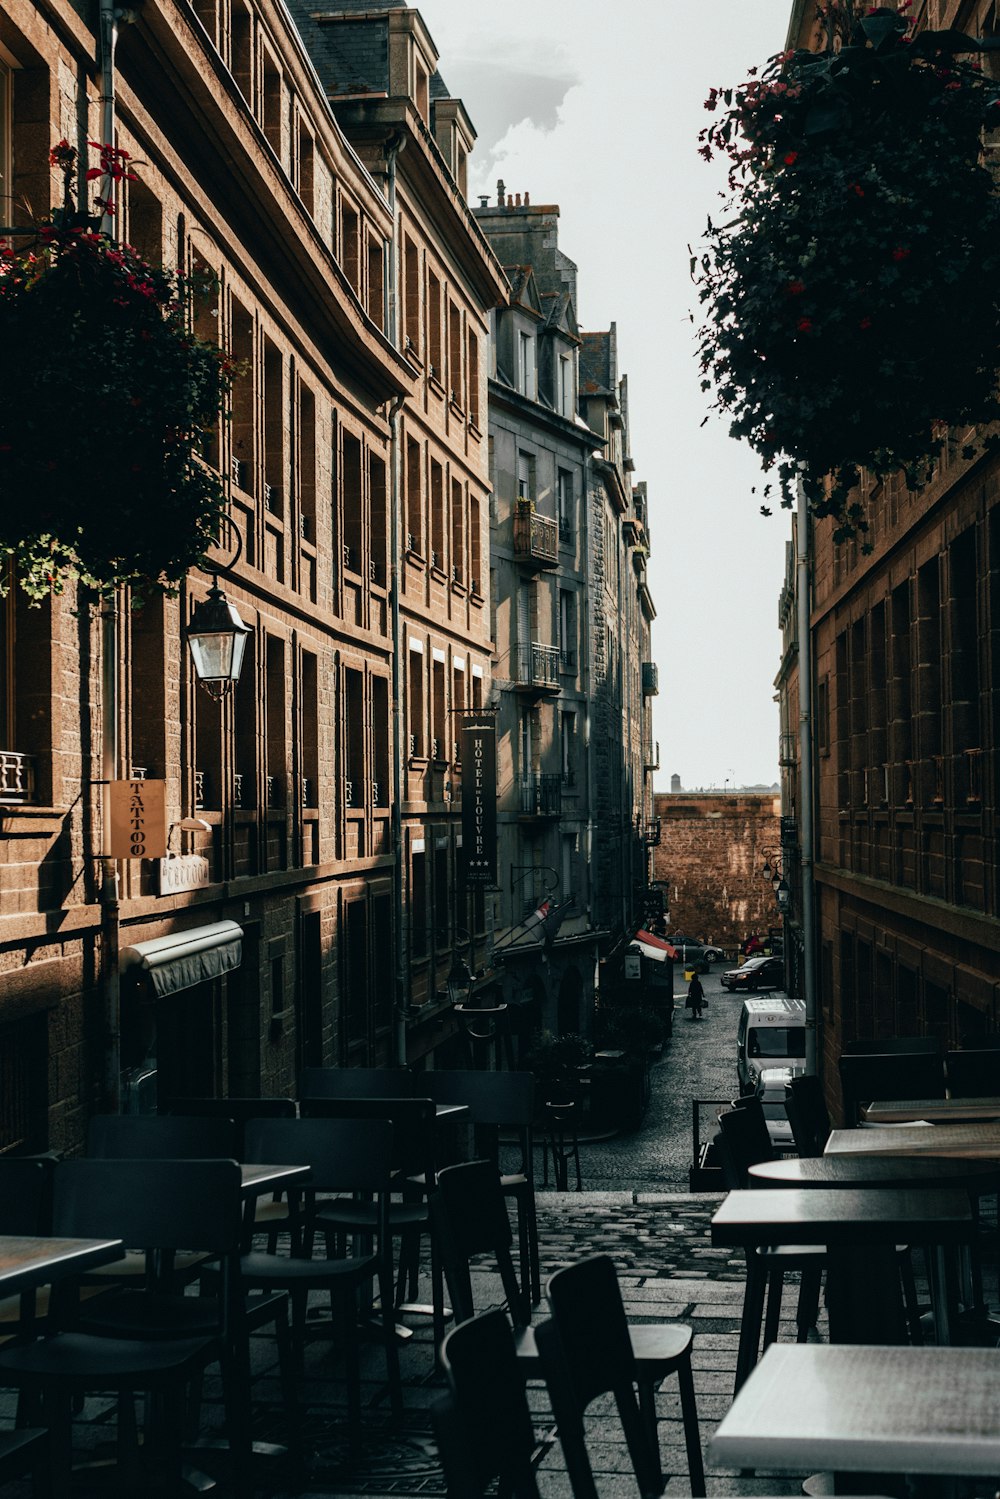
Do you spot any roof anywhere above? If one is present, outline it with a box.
[580,329,614,396]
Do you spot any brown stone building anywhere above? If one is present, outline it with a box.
[0,0,500,1149]
[652,792,782,952]
[779,0,1000,1116]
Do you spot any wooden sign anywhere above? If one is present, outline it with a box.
[108,779,167,860]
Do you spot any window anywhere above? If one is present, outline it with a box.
[559,590,576,671]
[517,451,534,503]
[129,596,166,783]
[341,202,360,294]
[434,843,449,948]
[559,353,573,416]
[300,649,319,809]
[405,437,423,554]
[372,677,389,806]
[518,330,536,399]
[404,236,420,353]
[295,119,314,214]
[432,655,446,761]
[560,710,576,786]
[411,847,427,958]
[298,381,316,549]
[452,662,465,761]
[263,336,283,517]
[231,5,253,104]
[370,452,387,588]
[367,237,384,330]
[467,329,480,427]
[558,469,573,541]
[408,645,424,757]
[469,496,482,596]
[233,629,257,819]
[448,301,463,404]
[428,271,442,378]
[345,901,368,1047]
[127,178,163,267]
[345,667,364,808]
[342,432,362,575]
[230,298,255,505]
[430,460,445,569]
[262,50,282,157]
[451,478,464,584]
[265,636,286,816]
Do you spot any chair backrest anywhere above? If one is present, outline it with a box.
[431,1160,528,1327]
[0,1158,55,1236]
[538,1255,661,1499]
[784,1074,831,1158]
[54,1157,243,1254]
[438,1308,541,1499]
[87,1113,239,1160]
[243,1115,392,1196]
[299,1095,435,1180]
[298,1067,414,1099]
[945,1049,1000,1099]
[162,1097,296,1157]
[838,1052,946,1125]
[424,1069,534,1125]
[844,1036,942,1055]
[716,1101,774,1188]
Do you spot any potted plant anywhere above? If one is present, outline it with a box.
[0,141,237,600]
[695,3,1000,538]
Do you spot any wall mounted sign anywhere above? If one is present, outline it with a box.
[108,779,167,860]
[461,718,497,886]
[158,854,210,895]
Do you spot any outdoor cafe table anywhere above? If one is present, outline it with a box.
[710,1187,973,1345]
[826,1121,1000,1158]
[863,1097,1000,1124]
[0,1235,123,1297]
[710,1342,1000,1487]
[748,1155,999,1191]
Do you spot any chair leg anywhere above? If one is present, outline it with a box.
[636,1379,663,1491]
[343,1292,363,1461]
[735,1253,767,1393]
[526,1192,541,1306]
[376,1252,403,1418]
[676,1355,706,1498]
[796,1263,823,1341]
[220,1347,255,1498]
[763,1266,784,1350]
[273,1294,303,1468]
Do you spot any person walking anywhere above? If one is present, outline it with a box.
[686,971,705,1021]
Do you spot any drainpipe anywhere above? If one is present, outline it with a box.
[796,479,818,1076]
[99,0,121,1111]
[384,132,409,1067]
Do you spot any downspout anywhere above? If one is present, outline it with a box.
[796,479,818,1076]
[384,132,409,1067]
[99,0,121,1111]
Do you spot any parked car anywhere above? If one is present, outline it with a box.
[667,935,725,966]
[721,955,785,993]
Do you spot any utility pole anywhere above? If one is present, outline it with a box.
[795,479,818,1076]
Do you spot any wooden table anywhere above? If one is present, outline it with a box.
[712,1187,972,1346]
[711,1342,1000,1482]
[0,1235,123,1297]
[826,1121,1000,1158]
[863,1096,1000,1124]
[239,1162,310,1199]
[749,1154,999,1191]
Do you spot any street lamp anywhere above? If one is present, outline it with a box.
[184,516,250,699]
[185,580,250,699]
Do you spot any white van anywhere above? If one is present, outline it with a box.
[737,995,807,1094]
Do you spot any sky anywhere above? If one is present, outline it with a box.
[417,0,795,792]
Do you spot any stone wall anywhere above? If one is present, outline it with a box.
[652,792,782,949]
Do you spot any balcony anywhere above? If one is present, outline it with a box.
[779,732,797,766]
[642,817,662,847]
[513,500,558,570]
[513,642,560,696]
[519,773,562,819]
[641,662,659,697]
[780,815,798,847]
[0,750,34,805]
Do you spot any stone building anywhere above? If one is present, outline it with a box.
[0,0,498,1150]
[777,0,1000,1115]
[472,191,658,1040]
[652,793,782,951]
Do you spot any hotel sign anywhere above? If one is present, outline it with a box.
[461,718,497,886]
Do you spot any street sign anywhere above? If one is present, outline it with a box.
[108,779,167,860]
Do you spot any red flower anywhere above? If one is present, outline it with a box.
[859,317,872,330]
[797,317,813,333]
[783,151,798,166]
[892,246,911,262]
[787,279,806,296]
[850,183,865,198]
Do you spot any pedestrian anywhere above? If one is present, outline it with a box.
[685,971,705,1020]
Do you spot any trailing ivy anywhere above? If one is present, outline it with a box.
[0,142,236,599]
[694,3,1000,538]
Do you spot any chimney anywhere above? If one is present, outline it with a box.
[524,191,530,205]
[497,178,505,207]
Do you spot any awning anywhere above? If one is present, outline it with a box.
[629,930,678,963]
[120,920,244,998]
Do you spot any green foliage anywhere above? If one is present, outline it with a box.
[0,147,236,599]
[695,4,1000,535]
[596,1004,670,1056]
[523,1030,592,1100]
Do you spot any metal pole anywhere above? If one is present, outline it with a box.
[99,0,121,1111]
[796,479,818,1076]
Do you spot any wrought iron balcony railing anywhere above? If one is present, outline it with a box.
[519,773,562,818]
[513,500,558,569]
[513,641,560,693]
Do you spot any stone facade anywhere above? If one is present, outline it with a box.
[778,0,1000,1119]
[652,793,782,950]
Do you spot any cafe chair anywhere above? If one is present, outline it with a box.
[0,1428,49,1496]
[298,1066,415,1099]
[300,1095,445,1350]
[945,1048,1000,1098]
[0,1158,261,1496]
[539,1254,705,1498]
[161,1095,296,1157]
[435,1309,544,1499]
[542,1096,582,1192]
[784,1074,832,1158]
[838,1052,946,1128]
[430,1159,532,1339]
[844,1036,943,1055]
[241,1114,402,1440]
[425,1069,540,1303]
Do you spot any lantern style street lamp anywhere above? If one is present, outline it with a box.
[185,579,251,698]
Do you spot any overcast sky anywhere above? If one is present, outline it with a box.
[417,0,794,791]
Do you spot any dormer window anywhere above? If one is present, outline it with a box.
[518,330,536,400]
[559,354,574,417]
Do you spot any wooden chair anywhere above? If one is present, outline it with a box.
[240,1114,402,1443]
[425,1069,540,1303]
[298,1066,414,1099]
[86,1112,239,1160]
[300,1095,445,1349]
[161,1095,296,1157]
[539,1254,705,1497]
[435,1309,543,1499]
[0,1158,261,1495]
[784,1074,831,1158]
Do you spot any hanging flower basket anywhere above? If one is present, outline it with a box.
[694,3,1000,536]
[0,143,236,599]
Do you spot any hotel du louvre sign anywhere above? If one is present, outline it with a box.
[461,717,497,886]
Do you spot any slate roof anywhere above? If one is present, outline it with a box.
[580,330,614,396]
[284,0,390,95]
